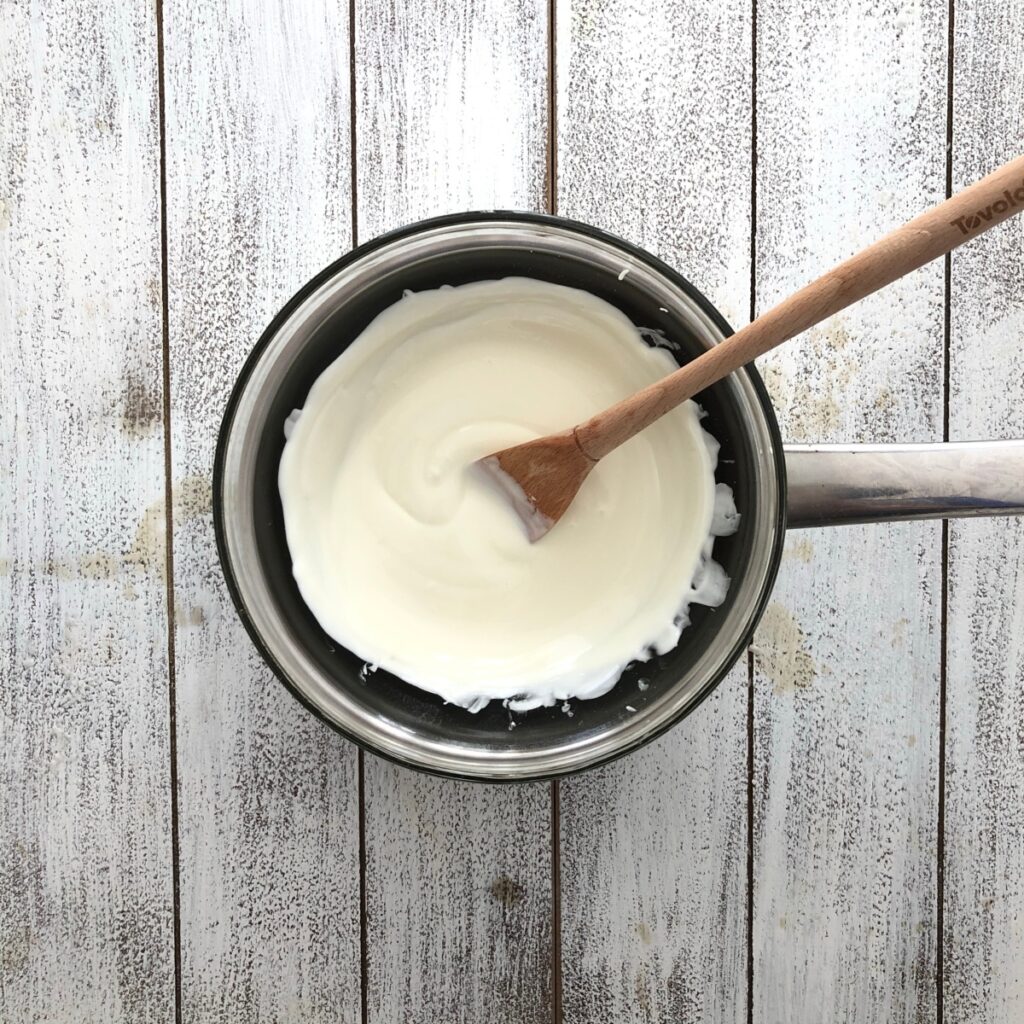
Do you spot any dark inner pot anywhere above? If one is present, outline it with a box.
[216,213,786,779]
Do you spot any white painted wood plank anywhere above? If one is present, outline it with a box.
[356,0,549,231]
[364,769,553,1022]
[555,1,751,1020]
[355,2,553,1021]
[163,3,361,1021]
[558,691,749,1023]
[752,2,947,1020]
[944,2,1024,1019]
[0,2,174,1020]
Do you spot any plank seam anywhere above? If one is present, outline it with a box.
[551,780,563,1024]
[350,0,360,248]
[350,5,367,1023]
[547,0,558,216]
[747,1,758,1021]
[548,6,563,1022]
[358,750,368,1024]
[155,0,183,1019]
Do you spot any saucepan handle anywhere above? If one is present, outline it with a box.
[784,440,1024,529]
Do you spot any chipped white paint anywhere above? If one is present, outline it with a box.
[753,2,947,1021]
[365,767,553,1023]
[0,1,173,1021]
[945,2,1024,1020]
[555,0,752,327]
[357,0,548,231]
[556,0,751,1020]
[163,1,361,1020]
[356,2,553,1020]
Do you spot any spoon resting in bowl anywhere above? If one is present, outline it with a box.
[480,152,1024,541]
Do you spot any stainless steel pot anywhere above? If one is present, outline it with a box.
[215,213,1024,781]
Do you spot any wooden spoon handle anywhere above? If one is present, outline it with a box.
[576,153,1024,461]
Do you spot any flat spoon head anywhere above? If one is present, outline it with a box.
[477,430,596,542]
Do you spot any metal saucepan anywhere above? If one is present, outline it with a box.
[214,213,1024,781]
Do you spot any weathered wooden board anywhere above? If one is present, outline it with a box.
[356,0,549,231]
[0,2,174,1021]
[555,1,752,1020]
[364,771,553,1022]
[162,2,361,1020]
[944,1,1024,1019]
[355,2,553,1021]
[752,2,947,1020]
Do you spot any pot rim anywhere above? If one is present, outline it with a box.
[213,210,788,781]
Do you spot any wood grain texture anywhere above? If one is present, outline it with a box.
[0,1,174,1020]
[354,2,552,1021]
[163,3,361,1021]
[555,1,752,1020]
[752,2,947,1020]
[944,2,1024,1020]
[364,768,552,1023]
[356,0,548,233]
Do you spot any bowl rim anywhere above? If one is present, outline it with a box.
[213,210,788,781]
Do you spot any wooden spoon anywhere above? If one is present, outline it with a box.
[480,153,1024,541]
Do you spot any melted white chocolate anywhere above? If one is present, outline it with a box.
[279,278,737,712]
